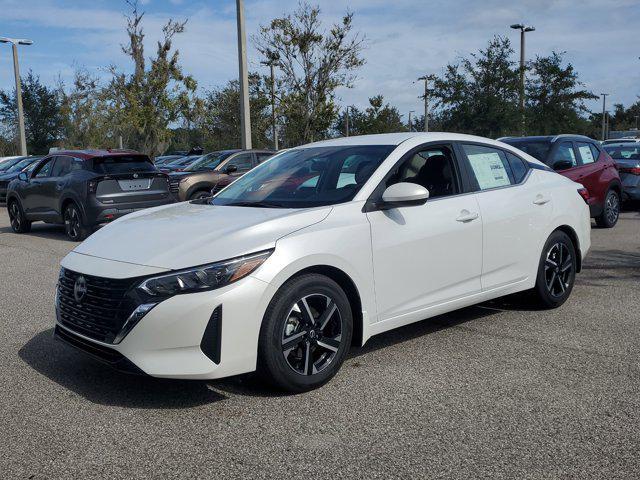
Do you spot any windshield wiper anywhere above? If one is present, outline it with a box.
[225,201,285,208]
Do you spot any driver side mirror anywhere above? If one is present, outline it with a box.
[224,164,238,174]
[552,160,573,171]
[18,172,29,181]
[378,182,430,209]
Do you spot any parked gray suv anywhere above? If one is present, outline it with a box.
[6,149,173,240]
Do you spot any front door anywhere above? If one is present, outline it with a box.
[22,157,55,217]
[366,144,483,323]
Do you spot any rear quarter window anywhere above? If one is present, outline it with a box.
[92,155,156,174]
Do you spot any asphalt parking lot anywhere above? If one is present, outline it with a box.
[1,209,639,479]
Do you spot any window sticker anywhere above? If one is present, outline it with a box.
[578,145,595,164]
[468,153,511,189]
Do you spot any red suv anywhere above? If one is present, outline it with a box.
[499,135,622,228]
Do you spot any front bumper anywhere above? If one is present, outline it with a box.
[55,268,274,380]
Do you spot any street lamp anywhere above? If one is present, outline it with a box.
[235,0,252,150]
[408,110,415,132]
[0,36,33,155]
[600,93,609,141]
[510,23,535,135]
[261,51,280,150]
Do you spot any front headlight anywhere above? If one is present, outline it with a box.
[137,249,273,298]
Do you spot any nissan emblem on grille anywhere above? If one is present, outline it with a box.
[73,276,87,302]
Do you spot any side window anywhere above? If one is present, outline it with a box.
[34,158,54,178]
[50,156,72,177]
[256,152,273,163]
[552,142,578,168]
[589,144,602,163]
[228,153,253,171]
[576,142,596,165]
[505,152,529,183]
[386,146,459,198]
[462,144,513,190]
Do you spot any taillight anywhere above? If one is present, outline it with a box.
[577,188,589,204]
[619,166,640,176]
[87,179,99,194]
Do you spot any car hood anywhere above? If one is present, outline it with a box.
[0,171,18,181]
[72,201,332,270]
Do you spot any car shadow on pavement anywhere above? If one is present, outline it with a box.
[18,329,226,409]
[0,224,71,241]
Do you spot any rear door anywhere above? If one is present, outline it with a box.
[49,156,74,216]
[574,141,607,206]
[460,143,551,290]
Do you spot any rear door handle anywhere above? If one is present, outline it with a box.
[456,210,479,222]
[533,194,550,205]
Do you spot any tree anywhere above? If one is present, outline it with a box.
[59,69,111,149]
[106,0,197,156]
[334,95,405,136]
[254,3,365,146]
[430,36,520,138]
[174,73,272,152]
[0,71,63,154]
[525,52,597,135]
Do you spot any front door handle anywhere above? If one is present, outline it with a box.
[456,210,479,222]
[533,194,550,205]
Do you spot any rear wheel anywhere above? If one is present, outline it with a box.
[189,190,211,201]
[64,203,91,241]
[595,189,619,228]
[258,274,353,392]
[531,230,577,308]
[8,199,31,233]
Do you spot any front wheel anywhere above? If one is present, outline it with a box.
[257,274,353,392]
[8,199,31,233]
[595,189,619,228]
[531,231,577,309]
[64,203,91,241]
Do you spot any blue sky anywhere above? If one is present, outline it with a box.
[1,0,639,119]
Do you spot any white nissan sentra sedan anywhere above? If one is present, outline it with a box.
[55,133,591,392]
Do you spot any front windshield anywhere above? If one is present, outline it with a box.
[167,155,200,168]
[210,145,395,208]
[6,158,36,173]
[604,145,640,160]
[0,157,25,172]
[185,151,234,171]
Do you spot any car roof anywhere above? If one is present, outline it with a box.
[299,132,545,148]
[498,134,595,143]
[48,149,143,160]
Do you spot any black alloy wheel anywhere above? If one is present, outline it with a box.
[281,294,343,376]
[64,204,89,241]
[595,189,619,228]
[258,274,353,392]
[8,200,31,233]
[532,230,576,308]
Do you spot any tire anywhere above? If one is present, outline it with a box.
[189,190,212,201]
[257,273,353,392]
[531,230,577,309]
[595,189,620,228]
[64,203,91,241]
[7,199,31,233]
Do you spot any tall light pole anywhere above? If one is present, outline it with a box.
[510,24,535,135]
[345,106,350,137]
[408,110,415,132]
[1,36,33,156]
[416,75,435,132]
[235,0,252,149]
[261,51,279,151]
[600,93,609,141]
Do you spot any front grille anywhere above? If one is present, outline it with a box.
[57,268,139,343]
